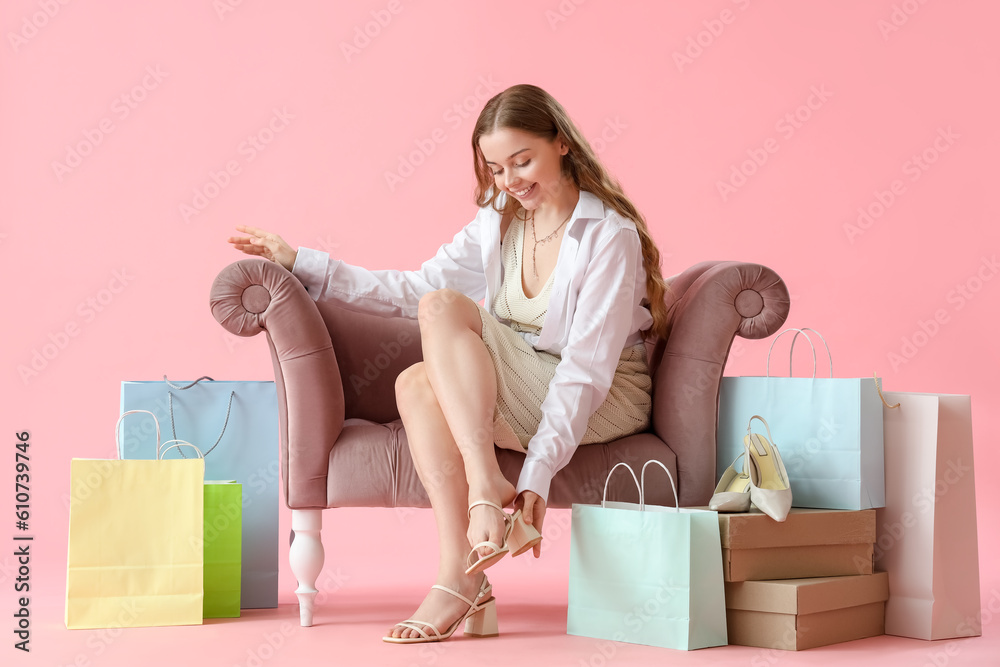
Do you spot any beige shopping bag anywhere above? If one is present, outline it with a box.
[874,392,981,640]
[65,411,205,629]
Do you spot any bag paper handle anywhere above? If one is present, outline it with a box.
[788,327,833,377]
[158,439,205,459]
[601,462,641,508]
[601,460,680,512]
[114,409,160,460]
[640,460,680,512]
[766,327,832,378]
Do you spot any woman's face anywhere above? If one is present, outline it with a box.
[478,127,571,210]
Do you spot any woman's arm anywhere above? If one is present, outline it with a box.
[515,221,647,503]
[291,207,489,318]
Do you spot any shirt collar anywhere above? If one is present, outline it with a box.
[574,189,607,223]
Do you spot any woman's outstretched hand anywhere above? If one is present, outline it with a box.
[515,490,546,558]
[228,225,298,272]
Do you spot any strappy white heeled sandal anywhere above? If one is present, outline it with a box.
[382,575,498,643]
[464,499,542,575]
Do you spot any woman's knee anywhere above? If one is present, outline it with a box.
[395,362,433,404]
[418,288,481,335]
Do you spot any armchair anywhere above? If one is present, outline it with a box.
[209,258,789,626]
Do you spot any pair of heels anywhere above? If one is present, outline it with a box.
[709,415,792,522]
[464,499,543,575]
[382,573,498,643]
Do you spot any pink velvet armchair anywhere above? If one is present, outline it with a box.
[209,258,790,626]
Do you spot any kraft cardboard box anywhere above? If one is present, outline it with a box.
[710,507,876,582]
[724,571,889,650]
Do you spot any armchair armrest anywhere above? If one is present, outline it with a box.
[210,258,345,509]
[652,261,790,506]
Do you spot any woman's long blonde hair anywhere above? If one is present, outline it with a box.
[470,84,669,342]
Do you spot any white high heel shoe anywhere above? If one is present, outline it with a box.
[382,574,498,643]
[464,499,542,575]
[709,450,752,512]
[744,415,793,522]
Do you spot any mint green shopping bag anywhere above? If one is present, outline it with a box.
[567,461,727,651]
[203,481,242,618]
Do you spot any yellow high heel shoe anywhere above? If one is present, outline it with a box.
[744,415,792,522]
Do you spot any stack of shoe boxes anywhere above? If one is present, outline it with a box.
[715,507,889,650]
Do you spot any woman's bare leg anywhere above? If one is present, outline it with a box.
[416,289,516,559]
[384,362,488,640]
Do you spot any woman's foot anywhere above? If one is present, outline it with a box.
[467,476,517,564]
[384,572,489,641]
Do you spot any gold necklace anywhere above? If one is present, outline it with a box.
[528,210,572,278]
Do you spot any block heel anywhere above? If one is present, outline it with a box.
[507,509,542,557]
[464,596,499,637]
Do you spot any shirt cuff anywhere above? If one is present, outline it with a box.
[291,246,330,301]
[516,458,555,505]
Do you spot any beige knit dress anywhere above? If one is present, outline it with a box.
[476,215,654,453]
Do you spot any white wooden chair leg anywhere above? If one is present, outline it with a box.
[290,509,324,627]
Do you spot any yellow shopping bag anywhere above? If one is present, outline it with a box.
[65,410,205,629]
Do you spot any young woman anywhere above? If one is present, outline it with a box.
[228,83,669,643]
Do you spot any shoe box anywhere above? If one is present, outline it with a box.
[701,506,887,650]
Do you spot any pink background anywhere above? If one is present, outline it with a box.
[2,0,997,664]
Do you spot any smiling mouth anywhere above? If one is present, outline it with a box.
[512,183,535,197]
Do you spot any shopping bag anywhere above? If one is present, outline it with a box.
[567,460,728,650]
[201,480,242,618]
[718,328,885,510]
[875,392,981,640]
[120,376,279,609]
[65,411,204,629]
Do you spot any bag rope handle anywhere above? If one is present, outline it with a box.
[874,372,900,409]
[163,376,235,458]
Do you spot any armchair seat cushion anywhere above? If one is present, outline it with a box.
[325,418,677,510]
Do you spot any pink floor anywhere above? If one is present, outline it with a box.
[31,507,1000,667]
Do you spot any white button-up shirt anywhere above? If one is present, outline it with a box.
[291,189,654,503]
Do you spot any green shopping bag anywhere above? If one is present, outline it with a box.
[203,481,242,618]
[159,441,242,619]
[567,460,728,651]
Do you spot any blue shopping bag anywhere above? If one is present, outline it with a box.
[567,461,728,651]
[718,328,885,510]
[120,377,279,609]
